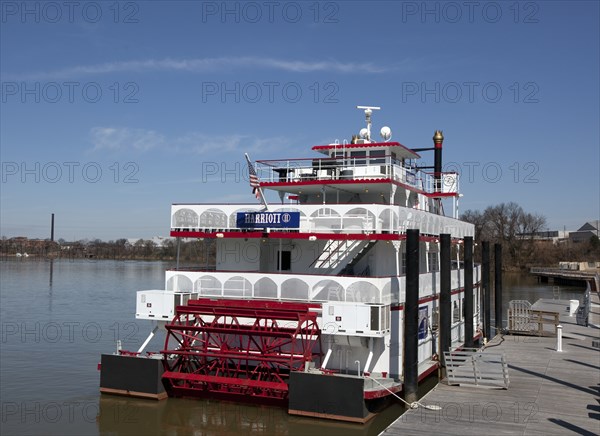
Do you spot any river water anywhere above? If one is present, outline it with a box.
[0,259,586,435]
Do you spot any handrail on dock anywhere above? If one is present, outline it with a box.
[507,300,560,337]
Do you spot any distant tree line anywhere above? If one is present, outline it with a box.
[0,237,216,265]
[460,202,599,270]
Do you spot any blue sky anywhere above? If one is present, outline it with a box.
[1,1,598,241]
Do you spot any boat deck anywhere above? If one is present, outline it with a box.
[382,298,600,435]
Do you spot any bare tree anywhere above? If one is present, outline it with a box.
[461,202,547,268]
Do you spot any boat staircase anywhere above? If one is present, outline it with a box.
[338,240,377,276]
[309,240,374,276]
[161,298,322,403]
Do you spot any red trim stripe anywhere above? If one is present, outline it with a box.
[170,230,450,242]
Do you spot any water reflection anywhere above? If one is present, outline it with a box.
[48,258,54,312]
[500,272,585,311]
[96,375,442,435]
[96,391,410,436]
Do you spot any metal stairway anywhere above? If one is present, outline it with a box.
[338,240,377,276]
[308,239,366,275]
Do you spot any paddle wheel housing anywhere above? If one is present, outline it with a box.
[161,299,322,403]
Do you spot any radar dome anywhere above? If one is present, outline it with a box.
[359,128,368,139]
[380,126,392,141]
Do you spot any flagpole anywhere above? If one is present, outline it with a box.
[245,153,269,211]
[258,186,269,211]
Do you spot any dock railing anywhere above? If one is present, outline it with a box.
[444,348,509,389]
[507,300,559,336]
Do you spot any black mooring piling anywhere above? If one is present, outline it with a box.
[464,236,474,348]
[50,213,55,242]
[403,229,419,405]
[439,234,451,362]
[494,243,503,335]
[482,241,491,340]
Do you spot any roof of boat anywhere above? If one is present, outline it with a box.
[312,141,420,159]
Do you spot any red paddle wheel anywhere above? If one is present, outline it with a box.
[161,299,322,403]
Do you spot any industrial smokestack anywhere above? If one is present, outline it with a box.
[51,213,55,242]
[433,130,444,192]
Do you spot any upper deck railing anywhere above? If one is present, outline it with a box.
[170,203,475,238]
[255,155,458,195]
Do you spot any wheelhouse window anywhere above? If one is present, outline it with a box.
[350,150,366,166]
[369,150,386,164]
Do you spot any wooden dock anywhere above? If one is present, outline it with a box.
[382,299,600,436]
[530,267,599,291]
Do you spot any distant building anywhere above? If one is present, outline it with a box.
[8,237,48,251]
[517,230,569,244]
[569,220,600,243]
[559,261,600,271]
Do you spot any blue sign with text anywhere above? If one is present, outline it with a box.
[236,211,300,229]
[418,306,428,340]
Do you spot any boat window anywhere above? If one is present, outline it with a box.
[428,252,439,272]
[331,151,345,166]
[370,150,386,164]
[350,150,366,166]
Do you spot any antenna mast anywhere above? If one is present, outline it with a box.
[356,106,381,141]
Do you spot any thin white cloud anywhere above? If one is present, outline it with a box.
[91,127,165,152]
[90,127,290,156]
[9,56,394,80]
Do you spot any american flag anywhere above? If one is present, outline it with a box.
[245,153,260,199]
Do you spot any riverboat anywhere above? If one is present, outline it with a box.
[99,106,481,423]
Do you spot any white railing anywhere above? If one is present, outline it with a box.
[166,269,391,304]
[255,157,458,194]
[171,203,474,238]
[164,266,481,306]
